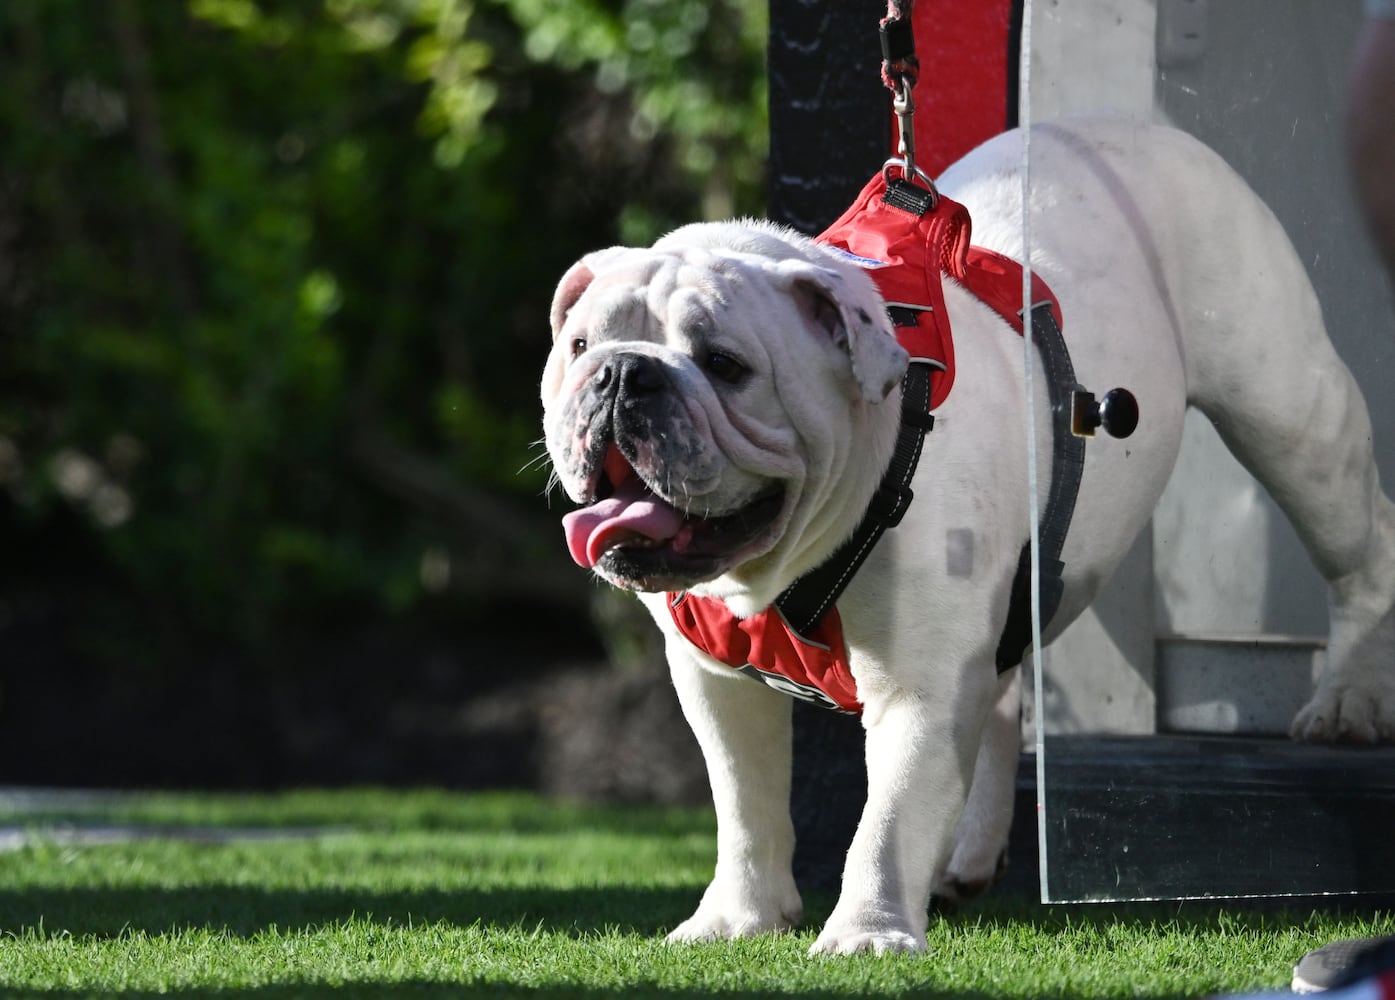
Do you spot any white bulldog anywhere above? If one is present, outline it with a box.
[539,117,1395,955]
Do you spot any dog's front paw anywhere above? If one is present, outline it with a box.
[667,906,798,943]
[809,925,923,956]
[666,880,802,943]
[809,908,925,956]
[1291,675,1395,744]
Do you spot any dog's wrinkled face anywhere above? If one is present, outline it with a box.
[541,222,907,604]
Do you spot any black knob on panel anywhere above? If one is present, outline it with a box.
[1070,387,1139,439]
[1098,388,1139,439]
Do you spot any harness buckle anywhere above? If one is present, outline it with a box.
[867,481,914,527]
[900,406,935,431]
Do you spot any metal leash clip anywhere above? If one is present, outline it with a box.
[882,76,938,197]
[878,8,938,199]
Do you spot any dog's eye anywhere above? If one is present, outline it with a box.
[570,337,587,360]
[704,350,746,384]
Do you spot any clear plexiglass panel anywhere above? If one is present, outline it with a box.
[1026,0,1395,901]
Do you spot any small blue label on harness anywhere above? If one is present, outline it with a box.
[822,245,889,269]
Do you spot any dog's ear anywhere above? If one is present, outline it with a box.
[778,261,908,403]
[549,260,596,342]
[549,248,631,341]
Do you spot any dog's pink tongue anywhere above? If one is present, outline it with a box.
[562,478,686,568]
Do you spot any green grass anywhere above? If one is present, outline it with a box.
[0,788,1390,998]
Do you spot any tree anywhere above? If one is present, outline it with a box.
[0,0,767,655]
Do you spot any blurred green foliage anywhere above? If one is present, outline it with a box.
[0,0,767,650]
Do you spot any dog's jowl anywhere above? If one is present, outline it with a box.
[540,118,1395,955]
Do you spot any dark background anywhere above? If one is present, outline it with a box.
[0,0,779,799]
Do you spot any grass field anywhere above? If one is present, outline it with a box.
[0,788,1390,998]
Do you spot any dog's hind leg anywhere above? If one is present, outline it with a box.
[1183,205,1395,743]
[933,666,1020,907]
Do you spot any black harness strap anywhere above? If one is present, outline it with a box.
[776,359,935,636]
[994,302,1086,671]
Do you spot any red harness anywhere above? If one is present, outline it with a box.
[821,170,1063,409]
[667,171,1063,715]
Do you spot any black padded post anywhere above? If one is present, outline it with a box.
[768,1,890,236]
[768,0,888,892]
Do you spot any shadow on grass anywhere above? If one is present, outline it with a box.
[943,893,1395,935]
[0,884,704,939]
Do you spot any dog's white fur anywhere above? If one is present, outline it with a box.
[541,118,1395,954]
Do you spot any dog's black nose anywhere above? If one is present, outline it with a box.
[611,353,664,396]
